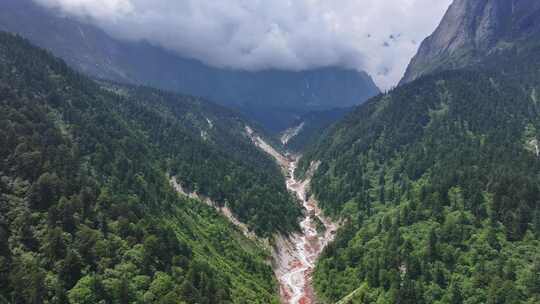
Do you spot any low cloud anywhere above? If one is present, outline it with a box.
[34,0,452,89]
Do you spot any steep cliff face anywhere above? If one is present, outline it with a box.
[401,0,540,84]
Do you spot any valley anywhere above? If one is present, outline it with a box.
[275,156,337,304]
[1,0,540,303]
[245,127,338,303]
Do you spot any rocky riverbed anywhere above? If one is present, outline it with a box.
[273,156,338,304]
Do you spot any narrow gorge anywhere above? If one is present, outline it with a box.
[274,156,338,304]
[245,127,338,304]
[172,127,339,303]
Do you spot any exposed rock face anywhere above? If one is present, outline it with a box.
[401,0,540,84]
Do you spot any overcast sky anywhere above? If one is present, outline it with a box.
[34,0,452,89]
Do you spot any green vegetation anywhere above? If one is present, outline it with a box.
[299,41,540,303]
[0,32,287,303]
[107,85,301,237]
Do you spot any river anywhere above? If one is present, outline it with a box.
[274,155,338,304]
[244,126,338,303]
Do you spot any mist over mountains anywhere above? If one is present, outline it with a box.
[0,0,381,132]
[32,0,452,89]
[2,0,540,303]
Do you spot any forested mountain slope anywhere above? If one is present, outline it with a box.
[0,0,379,133]
[298,10,540,304]
[0,32,299,303]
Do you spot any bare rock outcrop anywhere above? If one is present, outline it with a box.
[401,0,540,84]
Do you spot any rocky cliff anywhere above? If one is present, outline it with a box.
[401,0,540,84]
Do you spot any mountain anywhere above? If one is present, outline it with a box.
[0,0,380,133]
[0,31,303,238]
[401,0,540,84]
[297,1,540,303]
[0,32,305,302]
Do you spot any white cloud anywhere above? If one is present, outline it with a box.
[34,0,134,20]
[33,0,452,89]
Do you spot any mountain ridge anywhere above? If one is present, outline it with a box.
[0,0,380,133]
[297,0,540,302]
[0,30,316,302]
[401,0,540,84]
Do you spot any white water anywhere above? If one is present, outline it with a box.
[275,157,338,304]
[172,126,337,303]
[280,122,305,145]
[244,126,338,303]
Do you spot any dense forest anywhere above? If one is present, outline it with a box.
[0,32,292,303]
[103,86,301,237]
[298,36,540,303]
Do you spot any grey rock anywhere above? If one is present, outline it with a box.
[401,0,540,84]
